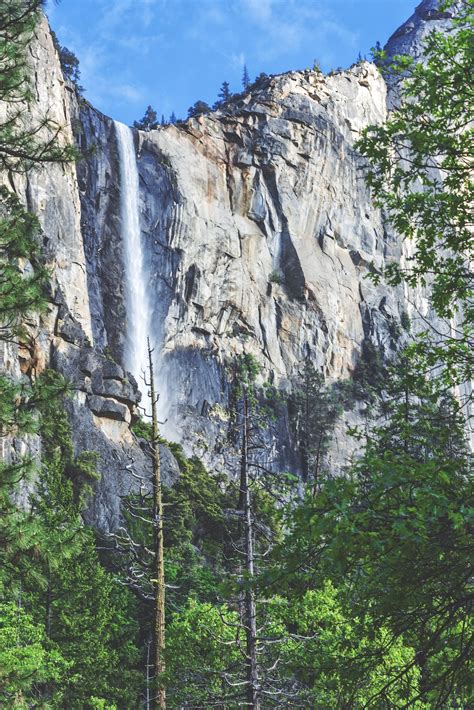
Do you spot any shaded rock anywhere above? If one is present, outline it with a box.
[88,394,130,422]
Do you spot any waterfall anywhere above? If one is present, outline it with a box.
[114,121,151,397]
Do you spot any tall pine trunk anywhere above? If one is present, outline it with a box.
[148,339,166,709]
[239,391,260,709]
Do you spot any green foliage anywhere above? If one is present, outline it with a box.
[269,269,282,284]
[187,100,211,118]
[213,80,232,109]
[165,599,241,707]
[40,534,141,709]
[0,1,77,172]
[344,12,474,698]
[400,309,411,333]
[357,0,474,387]
[0,186,50,338]
[289,358,342,485]
[351,338,386,400]
[282,362,473,706]
[1,370,142,708]
[51,30,82,90]
[131,415,153,439]
[242,63,250,89]
[118,437,231,609]
[232,352,260,404]
[0,371,72,595]
[0,1,43,105]
[0,600,68,708]
[165,443,227,554]
[270,582,425,708]
[0,4,141,707]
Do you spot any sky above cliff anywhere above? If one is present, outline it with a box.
[47,0,415,125]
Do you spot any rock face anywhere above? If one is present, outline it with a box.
[0,3,454,528]
[134,65,396,471]
[385,0,458,60]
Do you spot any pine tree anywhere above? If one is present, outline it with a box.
[289,359,342,489]
[0,5,129,707]
[133,105,159,131]
[149,339,166,709]
[235,355,261,708]
[51,31,82,90]
[165,355,292,708]
[242,63,250,90]
[169,111,176,124]
[187,100,211,118]
[0,0,77,609]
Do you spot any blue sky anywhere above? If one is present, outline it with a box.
[47,0,416,125]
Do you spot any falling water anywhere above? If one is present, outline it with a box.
[114,121,151,395]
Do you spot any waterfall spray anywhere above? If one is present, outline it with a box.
[114,121,151,402]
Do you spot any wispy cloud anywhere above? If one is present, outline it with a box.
[236,0,358,63]
[47,0,364,122]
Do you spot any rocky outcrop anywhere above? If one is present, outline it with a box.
[385,0,459,60]
[0,3,456,527]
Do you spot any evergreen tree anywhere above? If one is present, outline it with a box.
[133,105,159,131]
[187,100,211,118]
[0,0,77,626]
[289,359,342,488]
[59,48,81,86]
[169,111,176,124]
[0,5,142,707]
[253,72,269,87]
[242,63,250,90]
[213,80,231,109]
[219,80,231,102]
[51,32,82,89]
[0,188,50,340]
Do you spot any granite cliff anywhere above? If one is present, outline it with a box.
[0,1,456,530]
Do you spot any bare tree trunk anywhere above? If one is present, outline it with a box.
[146,634,152,710]
[148,338,166,710]
[240,392,260,709]
[45,564,52,637]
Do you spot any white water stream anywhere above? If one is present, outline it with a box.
[114,121,151,398]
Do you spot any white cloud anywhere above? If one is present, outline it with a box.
[231,51,246,69]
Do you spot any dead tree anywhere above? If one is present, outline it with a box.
[220,353,297,708]
[108,338,166,709]
[148,337,166,709]
[239,380,261,709]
